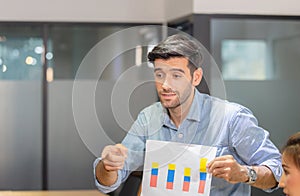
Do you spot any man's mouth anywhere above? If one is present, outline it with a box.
[161,93,176,96]
[160,92,177,98]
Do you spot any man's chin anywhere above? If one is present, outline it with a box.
[161,101,179,109]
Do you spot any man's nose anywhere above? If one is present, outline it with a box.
[161,77,172,90]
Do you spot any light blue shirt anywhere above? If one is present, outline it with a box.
[94,90,282,195]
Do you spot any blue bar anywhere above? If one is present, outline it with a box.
[167,170,175,182]
[151,168,158,176]
[200,172,207,181]
[184,176,190,182]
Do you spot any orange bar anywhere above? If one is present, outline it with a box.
[150,175,158,187]
[198,180,206,193]
[166,182,173,189]
[182,181,190,192]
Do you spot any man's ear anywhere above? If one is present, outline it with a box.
[192,68,203,86]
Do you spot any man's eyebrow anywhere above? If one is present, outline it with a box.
[170,68,185,73]
[154,68,185,73]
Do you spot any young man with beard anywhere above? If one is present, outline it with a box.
[94,34,282,195]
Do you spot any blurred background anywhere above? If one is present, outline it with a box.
[1,0,300,195]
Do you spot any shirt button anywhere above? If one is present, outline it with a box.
[178,133,184,139]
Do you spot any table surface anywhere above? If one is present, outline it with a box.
[0,190,107,196]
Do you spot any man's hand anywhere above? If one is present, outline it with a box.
[96,144,128,186]
[101,143,128,171]
[207,155,248,184]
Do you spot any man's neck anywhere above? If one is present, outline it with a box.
[168,91,195,128]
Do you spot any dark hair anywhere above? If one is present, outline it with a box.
[282,132,300,170]
[148,34,203,76]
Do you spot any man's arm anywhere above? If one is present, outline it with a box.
[207,155,277,190]
[95,160,118,186]
[250,165,277,189]
[95,144,128,186]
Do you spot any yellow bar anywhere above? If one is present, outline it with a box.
[200,158,208,172]
[168,164,176,170]
[184,168,191,176]
[152,162,159,168]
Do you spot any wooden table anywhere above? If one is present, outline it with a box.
[0,190,107,196]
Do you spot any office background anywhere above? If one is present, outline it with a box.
[1,0,300,195]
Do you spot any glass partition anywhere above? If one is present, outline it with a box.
[0,24,43,189]
[0,22,162,190]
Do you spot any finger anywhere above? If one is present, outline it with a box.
[102,158,125,168]
[101,145,116,158]
[208,160,227,173]
[208,155,233,166]
[101,145,127,159]
[104,165,124,171]
[208,156,235,171]
[102,156,126,170]
[115,144,128,157]
[211,167,230,177]
[104,153,127,163]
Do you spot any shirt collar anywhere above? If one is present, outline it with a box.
[186,89,202,122]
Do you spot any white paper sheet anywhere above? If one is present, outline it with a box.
[141,140,217,196]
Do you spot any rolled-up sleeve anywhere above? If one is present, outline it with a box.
[230,107,282,191]
[93,157,124,193]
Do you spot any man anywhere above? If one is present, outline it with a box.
[94,34,282,195]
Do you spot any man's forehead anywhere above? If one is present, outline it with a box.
[154,57,189,68]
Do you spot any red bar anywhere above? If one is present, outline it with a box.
[150,175,158,187]
[182,181,190,192]
[166,182,174,189]
[198,180,206,193]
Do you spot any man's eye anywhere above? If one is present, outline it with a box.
[173,74,182,78]
[155,73,164,78]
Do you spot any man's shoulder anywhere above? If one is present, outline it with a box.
[140,102,163,114]
[135,102,164,127]
[202,94,249,115]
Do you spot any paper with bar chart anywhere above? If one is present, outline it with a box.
[141,140,217,196]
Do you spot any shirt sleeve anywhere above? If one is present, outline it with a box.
[93,157,124,193]
[229,107,282,191]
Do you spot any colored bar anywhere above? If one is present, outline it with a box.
[150,175,158,187]
[199,159,207,194]
[198,180,206,193]
[152,162,159,168]
[184,176,191,182]
[184,167,191,176]
[150,162,159,188]
[151,168,158,175]
[168,164,176,170]
[166,182,174,189]
[182,181,190,192]
[182,167,191,192]
[166,164,176,189]
[200,158,208,172]
[167,170,175,182]
[200,172,207,181]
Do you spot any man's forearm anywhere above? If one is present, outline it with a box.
[96,161,118,186]
[251,165,277,190]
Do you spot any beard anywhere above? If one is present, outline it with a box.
[159,91,181,109]
[158,85,192,110]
